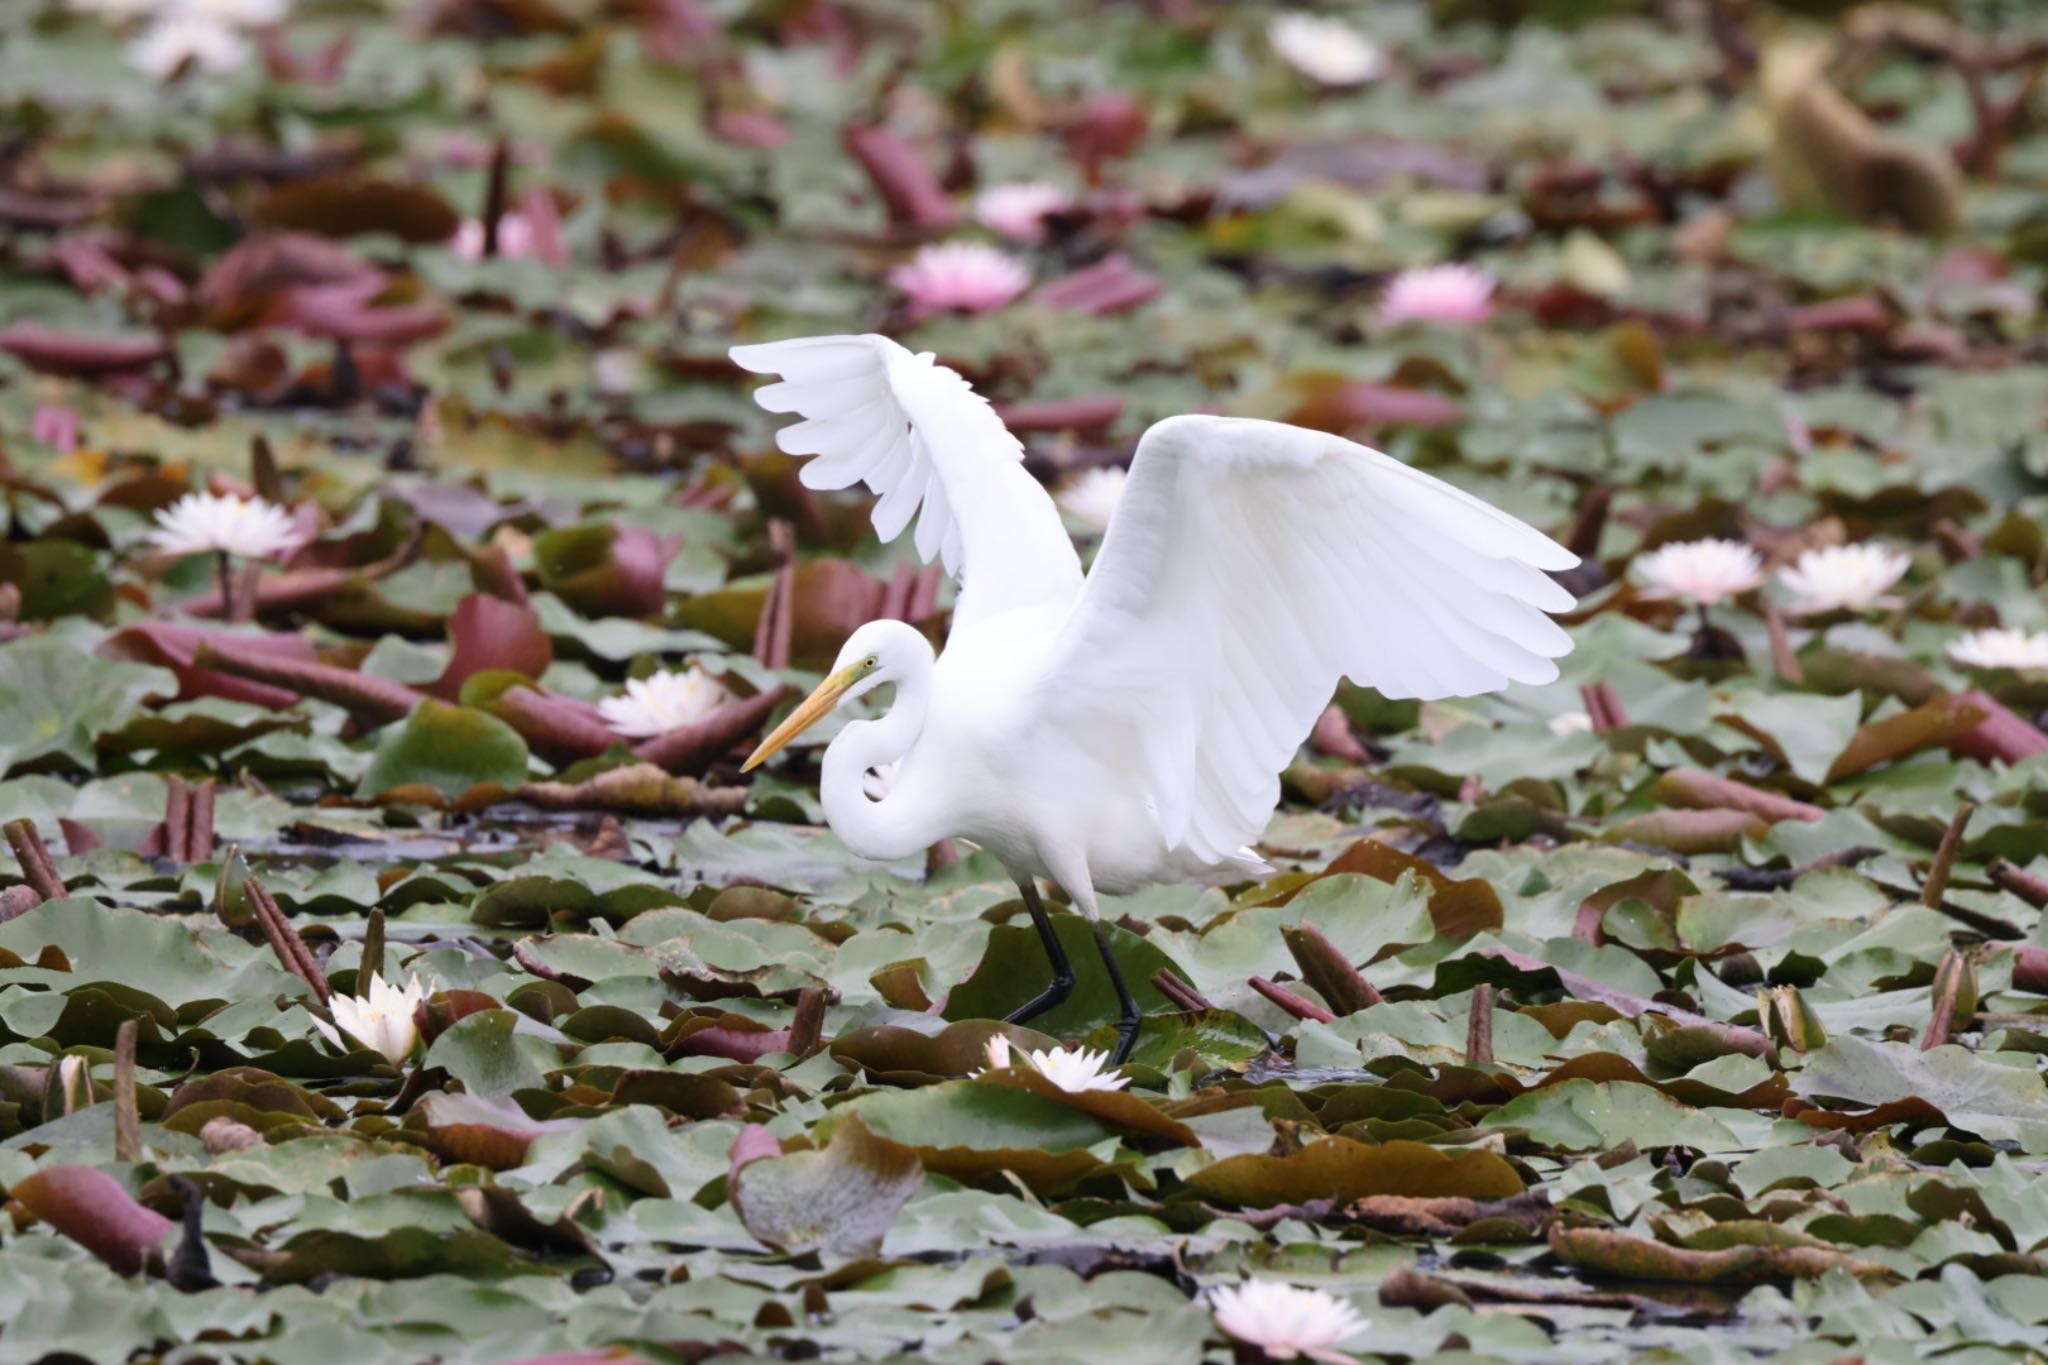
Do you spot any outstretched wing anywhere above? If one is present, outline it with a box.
[1040,415,1577,864]
[730,333,1082,631]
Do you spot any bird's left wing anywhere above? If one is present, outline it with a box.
[1038,415,1578,864]
[730,333,1082,630]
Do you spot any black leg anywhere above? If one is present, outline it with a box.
[1003,882,1075,1024]
[1092,921,1142,1063]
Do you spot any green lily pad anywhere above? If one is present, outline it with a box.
[358,700,529,802]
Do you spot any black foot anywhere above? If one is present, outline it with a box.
[1004,881,1076,1025]
[1110,1013,1141,1065]
[1093,920,1142,1064]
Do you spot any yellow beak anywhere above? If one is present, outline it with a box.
[741,664,862,772]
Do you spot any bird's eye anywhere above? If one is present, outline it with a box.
[864,655,878,669]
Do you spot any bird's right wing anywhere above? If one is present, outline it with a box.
[730,333,1082,631]
[1037,415,1577,865]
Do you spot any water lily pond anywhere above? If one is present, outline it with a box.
[5,0,2048,1361]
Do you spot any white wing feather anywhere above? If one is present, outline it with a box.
[1041,415,1578,864]
[730,334,1082,630]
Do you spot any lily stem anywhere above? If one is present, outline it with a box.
[216,550,236,623]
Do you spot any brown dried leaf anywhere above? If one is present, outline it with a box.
[519,763,748,817]
[1187,1137,1525,1206]
[0,323,166,376]
[1648,769,1824,823]
[254,176,460,243]
[1315,840,1504,939]
[1549,1224,1892,1283]
[1826,692,1990,782]
[1602,808,1768,855]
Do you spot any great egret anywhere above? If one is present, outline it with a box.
[734,334,1577,1060]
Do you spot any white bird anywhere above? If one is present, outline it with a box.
[733,334,1577,1059]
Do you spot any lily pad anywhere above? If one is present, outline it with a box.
[358,700,530,802]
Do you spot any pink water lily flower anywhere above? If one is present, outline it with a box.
[1376,263,1497,327]
[974,182,1071,242]
[889,242,1031,316]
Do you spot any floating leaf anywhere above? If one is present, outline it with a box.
[729,1114,923,1257]
[0,542,114,621]
[1792,1037,2048,1153]
[0,323,166,375]
[253,176,460,242]
[432,594,552,699]
[838,1080,1126,1195]
[0,638,173,774]
[358,700,530,802]
[1306,840,1504,939]
[944,912,1179,1038]
[424,1010,553,1096]
[1549,1225,1892,1283]
[1186,1138,1525,1205]
[532,525,675,619]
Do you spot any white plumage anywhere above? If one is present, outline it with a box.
[1044,414,1574,867]
[735,333,1577,1056]
[732,335,1080,631]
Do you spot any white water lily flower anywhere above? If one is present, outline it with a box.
[1634,538,1763,607]
[76,0,282,20]
[1777,543,1910,615]
[1210,1279,1368,1362]
[1947,627,2048,671]
[190,0,287,25]
[1029,1044,1130,1092]
[128,13,249,76]
[149,491,301,560]
[979,1034,1130,1092]
[1268,13,1386,88]
[1055,467,1126,533]
[599,666,730,738]
[311,974,424,1064]
[110,0,287,77]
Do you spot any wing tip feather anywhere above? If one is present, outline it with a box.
[729,333,893,376]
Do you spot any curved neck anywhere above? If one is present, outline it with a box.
[820,635,942,862]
